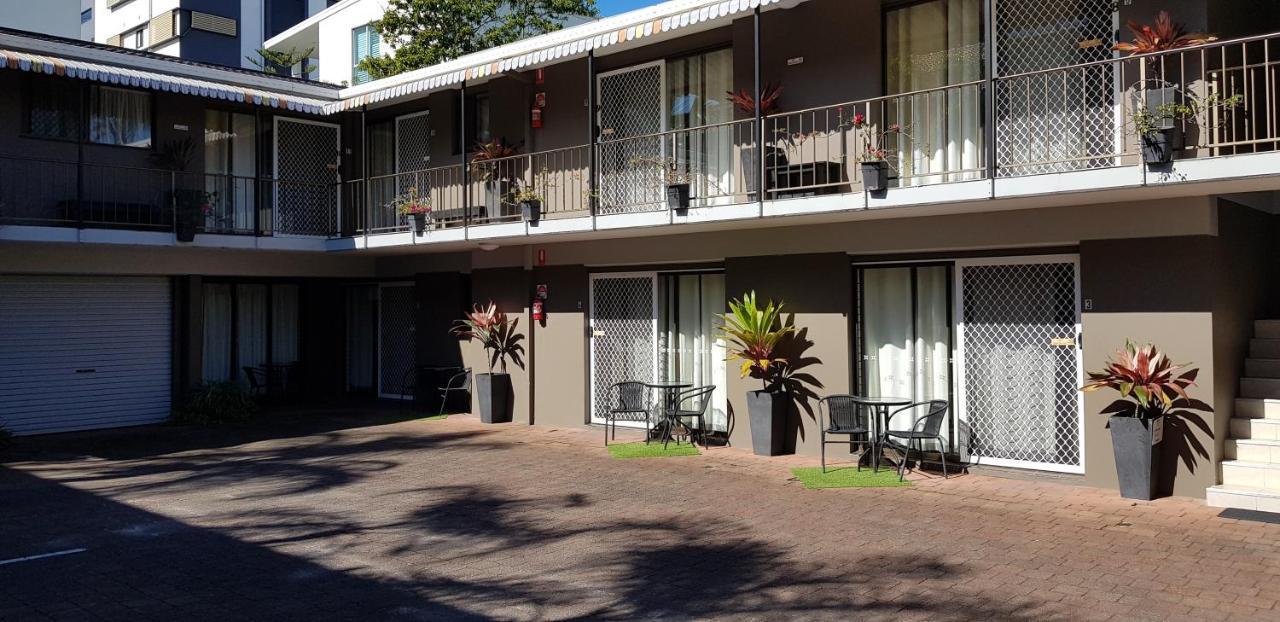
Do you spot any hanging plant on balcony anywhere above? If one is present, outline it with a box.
[850,113,908,193]
[1081,341,1208,501]
[393,186,432,234]
[1129,92,1242,165]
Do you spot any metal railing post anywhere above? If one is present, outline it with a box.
[984,0,998,184]
[588,50,599,218]
[460,80,470,236]
[754,6,765,213]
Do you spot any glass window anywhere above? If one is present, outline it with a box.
[666,48,733,130]
[24,78,80,141]
[89,86,151,148]
[352,24,380,85]
[658,273,728,432]
[885,0,982,93]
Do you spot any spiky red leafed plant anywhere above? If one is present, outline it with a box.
[1081,341,1199,419]
[452,302,525,373]
[726,83,783,116]
[1112,11,1217,55]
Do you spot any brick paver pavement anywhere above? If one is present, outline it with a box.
[2,409,1279,621]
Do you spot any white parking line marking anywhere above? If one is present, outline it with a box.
[0,548,88,566]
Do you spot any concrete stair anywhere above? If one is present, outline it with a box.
[1208,321,1280,511]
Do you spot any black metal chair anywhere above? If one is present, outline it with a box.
[242,366,268,397]
[604,381,653,446]
[883,400,950,482]
[400,366,472,417]
[436,368,472,418]
[819,395,875,473]
[664,385,716,450]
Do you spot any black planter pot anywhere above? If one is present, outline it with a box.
[746,390,788,456]
[175,208,197,242]
[521,200,541,224]
[861,161,889,192]
[1141,127,1182,165]
[1110,415,1164,501]
[475,373,513,424]
[666,183,691,211]
[409,212,427,234]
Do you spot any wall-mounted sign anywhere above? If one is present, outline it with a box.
[536,284,548,300]
[173,124,189,131]
[786,56,804,66]
[537,249,547,266]
[534,92,547,108]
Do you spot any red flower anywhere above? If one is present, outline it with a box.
[852,112,866,127]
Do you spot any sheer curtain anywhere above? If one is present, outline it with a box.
[89,86,151,148]
[272,285,300,364]
[668,49,734,205]
[236,284,268,384]
[886,0,983,184]
[202,284,233,383]
[660,274,728,432]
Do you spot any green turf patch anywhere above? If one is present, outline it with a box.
[791,467,911,489]
[607,441,701,459]
[418,414,448,421]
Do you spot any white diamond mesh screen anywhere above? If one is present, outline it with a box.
[995,0,1118,176]
[379,285,416,398]
[591,276,655,423]
[275,119,339,235]
[597,65,664,214]
[961,262,1081,469]
[396,113,432,175]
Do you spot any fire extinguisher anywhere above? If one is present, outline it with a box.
[531,299,545,321]
[531,107,543,129]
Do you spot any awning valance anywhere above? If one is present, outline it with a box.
[0,49,332,115]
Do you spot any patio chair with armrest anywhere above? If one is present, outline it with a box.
[882,400,950,482]
[604,381,654,446]
[242,366,268,397]
[819,395,875,473]
[436,368,472,418]
[664,385,717,450]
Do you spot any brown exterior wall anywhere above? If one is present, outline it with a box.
[466,267,533,424]
[530,265,591,428]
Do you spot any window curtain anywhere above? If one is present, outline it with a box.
[346,285,377,392]
[202,284,233,383]
[886,0,982,184]
[272,284,300,364]
[659,274,728,432]
[89,86,151,148]
[236,284,268,384]
[204,111,257,232]
[667,49,734,205]
[861,267,952,444]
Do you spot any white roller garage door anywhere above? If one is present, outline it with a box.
[0,276,172,435]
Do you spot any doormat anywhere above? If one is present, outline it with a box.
[791,467,911,489]
[607,442,700,459]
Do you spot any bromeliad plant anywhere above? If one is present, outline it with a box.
[726,82,784,116]
[453,302,525,374]
[1112,11,1217,56]
[720,291,795,391]
[1081,341,1199,420]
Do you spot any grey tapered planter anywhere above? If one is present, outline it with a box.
[476,373,513,424]
[747,390,787,456]
[1110,415,1164,501]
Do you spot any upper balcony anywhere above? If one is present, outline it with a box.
[7,0,1280,252]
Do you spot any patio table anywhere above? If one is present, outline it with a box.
[851,395,912,470]
[645,382,692,445]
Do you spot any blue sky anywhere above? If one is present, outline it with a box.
[597,0,655,16]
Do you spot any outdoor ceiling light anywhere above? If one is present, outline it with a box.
[477,243,500,252]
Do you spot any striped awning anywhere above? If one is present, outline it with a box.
[0,48,331,115]
[325,0,784,114]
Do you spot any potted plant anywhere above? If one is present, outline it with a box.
[511,168,555,224]
[393,186,432,234]
[470,139,520,218]
[151,137,204,241]
[453,302,525,424]
[1113,13,1217,142]
[727,83,784,195]
[850,113,905,192]
[1081,342,1200,501]
[721,291,795,456]
[1130,93,1242,166]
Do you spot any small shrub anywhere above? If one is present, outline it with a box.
[172,382,257,426]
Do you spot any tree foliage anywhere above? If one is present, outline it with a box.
[247,47,317,76]
[360,0,598,79]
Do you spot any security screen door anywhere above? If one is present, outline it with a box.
[956,256,1083,473]
[590,273,658,426]
[994,0,1119,176]
[378,283,416,399]
[597,62,665,214]
[274,117,340,235]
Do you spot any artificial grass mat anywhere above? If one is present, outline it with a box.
[607,441,701,459]
[791,466,912,489]
[418,414,448,421]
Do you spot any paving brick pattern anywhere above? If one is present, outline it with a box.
[3,411,1280,621]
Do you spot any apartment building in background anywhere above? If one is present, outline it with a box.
[5,0,1280,513]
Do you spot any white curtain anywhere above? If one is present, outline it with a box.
[204,111,257,232]
[346,285,377,392]
[668,49,735,205]
[237,284,268,384]
[202,284,233,383]
[89,86,151,148]
[862,267,952,442]
[660,274,728,432]
[272,284,300,364]
[886,0,983,184]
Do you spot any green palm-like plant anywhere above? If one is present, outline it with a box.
[1081,341,1199,419]
[720,291,795,391]
[453,302,525,374]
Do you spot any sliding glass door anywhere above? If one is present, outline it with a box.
[204,110,257,232]
[857,265,953,447]
[667,48,735,205]
[201,282,301,385]
[658,273,728,433]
